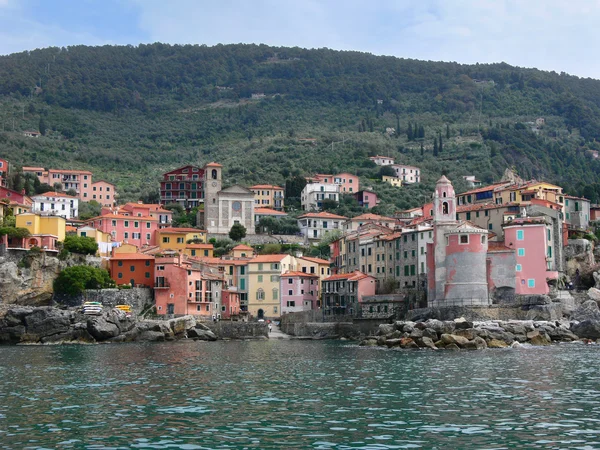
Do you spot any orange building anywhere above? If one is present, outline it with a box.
[109,253,155,287]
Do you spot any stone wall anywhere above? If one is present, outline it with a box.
[82,288,154,315]
[205,321,268,339]
[281,322,363,339]
[406,301,563,322]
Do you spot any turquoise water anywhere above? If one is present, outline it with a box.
[0,341,599,449]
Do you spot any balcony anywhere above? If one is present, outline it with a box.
[155,278,169,288]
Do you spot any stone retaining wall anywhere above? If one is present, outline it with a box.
[205,321,268,339]
[83,288,154,315]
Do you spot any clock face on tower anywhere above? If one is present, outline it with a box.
[212,181,217,187]
[232,201,242,212]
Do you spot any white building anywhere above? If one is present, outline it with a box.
[31,192,79,219]
[297,211,347,241]
[301,183,340,211]
[369,155,395,166]
[392,164,420,184]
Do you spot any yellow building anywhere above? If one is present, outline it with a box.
[250,184,285,211]
[247,254,296,319]
[382,176,403,188]
[494,181,564,209]
[77,226,113,257]
[231,244,254,258]
[185,243,214,258]
[17,213,66,241]
[157,227,206,251]
[297,256,331,295]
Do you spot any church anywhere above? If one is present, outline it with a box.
[202,162,255,235]
[426,176,518,306]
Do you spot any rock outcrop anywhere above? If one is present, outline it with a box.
[0,307,217,345]
[361,317,584,350]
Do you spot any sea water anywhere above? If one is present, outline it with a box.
[0,340,599,449]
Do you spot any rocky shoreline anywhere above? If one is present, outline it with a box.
[0,306,221,345]
[361,300,600,350]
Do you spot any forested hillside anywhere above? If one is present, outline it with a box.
[1,43,600,212]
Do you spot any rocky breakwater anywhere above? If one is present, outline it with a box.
[0,307,217,345]
[360,315,588,350]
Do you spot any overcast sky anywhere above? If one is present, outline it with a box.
[0,0,599,79]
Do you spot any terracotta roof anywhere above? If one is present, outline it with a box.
[86,214,158,222]
[299,256,330,265]
[233,244,253,251]
[186,244,213,249]
[282,271,320,278]
[250,254,289,263]
[369,155,394,160]
[250,185,284,190]
[66,225,78,233]
[350,213,395,221]
[565,195,590,201]
[458,182,510,196]
[457,202,514,213]
[254,207,287,215]
[123,202,170,211]
[324,271,373,282]
[297,211,348,220]
[159,227,206,233]
[379,232,403,241]
[487,242,513,253]
[205,162,223,167]
[49,169,93,175]
[110,253,154,261]
[32,192,78,199]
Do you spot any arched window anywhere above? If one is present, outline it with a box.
[442,192,447,198]
[256,289,265,300]
[211,169,218,180]
[442,202,449,214]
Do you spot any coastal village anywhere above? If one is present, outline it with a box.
[0,154,598,325]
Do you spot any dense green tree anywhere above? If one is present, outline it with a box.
[62,235,98,255]
[38,117,46,136]
[229,223,247,241]
[53,265,114,297]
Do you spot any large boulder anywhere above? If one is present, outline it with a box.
[587,288,600,302]
[529,333,551,346]
[571,320,600,339]
[422,328,439,341]
[464,336,487,350]
[187,327,217,341]
[440,334,469,347]
[169,315,197,335]
[487,339,509,348]
[415,336,437,350]
[378,323,395,336]
[138,331,166,341]
[24,307,73,341]
[571,300,600,322]
[87,315,120,341]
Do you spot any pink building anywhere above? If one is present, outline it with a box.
[322,271,376,315]
[85,213,159,247]
[91,180,117,207]
[154,257,224,318]
[102,202,173,227]
[503,218,558,295]
[280,271,320,314]
[353,190,379,209]
[222,290,241,319]
[0,158,8,187]
[312,173,359,193]
[22,167,94,202]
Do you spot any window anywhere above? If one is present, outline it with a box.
[516,264,522,272]
[547,246,552,258]
[516,230,524,240]
[273,289,278,300]
[118,261,123,267]
[481,235,486,244]
[163,237,170,243]
[271,275,278,282]
[177,237,184,244]
[124,221,129,227]
[146,233,151,241]
[518,248,525,257]
[258,263,263,271]
[258,275,263,282]
[288,278,293,284]
[256,289,265,300]
[118,273,123,279]
[145,260,150,267]
[145,272,150,278]
[527,279,535,288]
[547,229,551,241]
[146,222,151,229]
[124,232,129,239]
[130,265,135,272]
[460,235,469,244]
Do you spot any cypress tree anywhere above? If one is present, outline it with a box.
[407,123,413,140]
[396,115,400,138]
[446,123,450,139]
[433,137,439,156]
[439,132,443,153]
[420,142,424,156]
